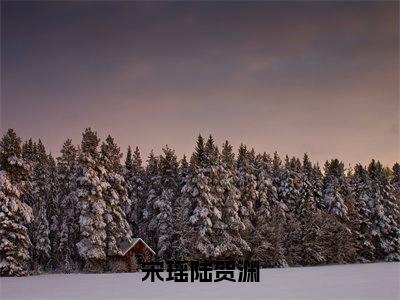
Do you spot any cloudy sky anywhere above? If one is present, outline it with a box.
[1,1,398,166]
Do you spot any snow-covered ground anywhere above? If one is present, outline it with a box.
[1,262,399,300]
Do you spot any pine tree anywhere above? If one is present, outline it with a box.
[33,205,51,271]
[236,144,258,238]
[321,159,351,221]
[368,160,400,261]
[391,163,400,200]
[46,154,60,269]
[179,155,190,181]
[148,146,179,260]
[57,139,79,271]
[271,151,289,214]
[277,156,301,215]
[191,135,206,167]
[299,154,321,216]
[31,140,52,271]
[255,205,288,267]
[0,129,33,276]
[294,154,328,265]
[181,135,218,259]
[100,135,133,257]
[22,139,35,165]
[124,146,145,235]
[350,164,375,262]
[217,140,249,260]
[171,155,192,260]
[251,153,275,262]
[181,136,250,260]
[142,150,161,247]
[221,141,235,171]
[74,128,108,271]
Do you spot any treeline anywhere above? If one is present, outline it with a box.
[0,128,399,276]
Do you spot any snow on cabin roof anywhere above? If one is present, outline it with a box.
[118,238,156,256]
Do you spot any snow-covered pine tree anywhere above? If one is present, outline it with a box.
[0,129,33,276]
[248,152,276,263]
[217,140,249,260]
[57,139,79,271]
[19,139,37,214]
[368,160,400,261]
[319,159,357,263]
[257,205,289,268]
[171,155,193,261]
[124,146,145,235]
[391,163,400,200]
[263,152,296,266]
[74,128,108,272]
[31,140,51,271]
[179,155,190,182]
[321,159,351,221]
[350,164,375,262]
[299,154,321,216]
[270,151,289,215]
[100,135,133,258]
[148,146,179,260]
[292,154,328,266]
[180,135,218,259]
[236,144,258,239]
[312,163,324,209]
[221,141,235,171]
[277,156,301,215]
[125,146,133,172]
[22,139,35,165]
[142,150,161,248]
[30,140,49,212]
[46,154,61,269]
[33,205,51,271]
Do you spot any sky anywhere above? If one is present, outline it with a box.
[1,1,399,167]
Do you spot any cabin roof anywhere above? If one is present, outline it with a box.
[117,237,156,256]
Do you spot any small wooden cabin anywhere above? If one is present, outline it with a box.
[109,238,155,272]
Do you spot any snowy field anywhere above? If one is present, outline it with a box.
[1,262,399,300]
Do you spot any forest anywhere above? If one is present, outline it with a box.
[0,128,399,276]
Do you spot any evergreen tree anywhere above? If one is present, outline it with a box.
[221,141,235,171]
[100,135,133,257]
[294,154,328,265]
[299,154,322,215]
[181,135,219,259]
[74,128,108,271]
[33,205,51,271]
[124,146,145,235]
[22,139,35,165]
[391,163,400,199]
[30,140,52,271]
[0,129,33,276]
[142,150,161,247]
[271,151,289,214]
[321,159,351,221]
[171,155,193,260]
[149,146,179,260]
[57,139,79,271]
[350,164,375,262]
[250,153,276,262]
[179,155,190,181]
[236,144,258,237]
[46,154,60,269]
[217,141,249,260]
[368,160,400,261]
[277,156,301,214]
